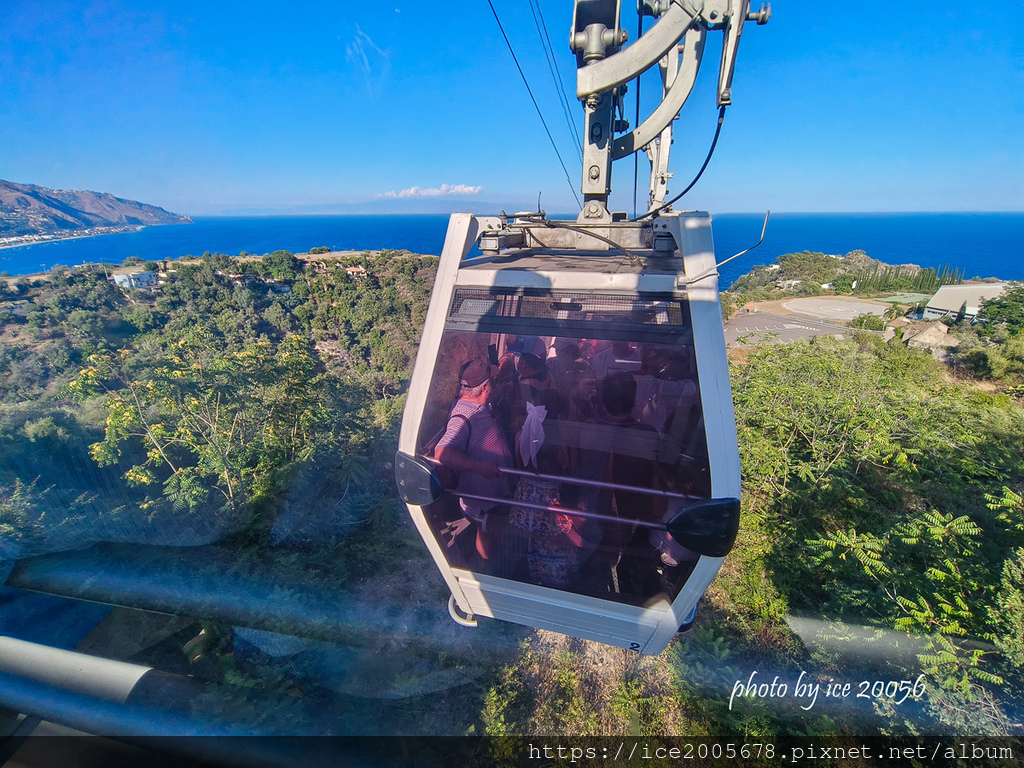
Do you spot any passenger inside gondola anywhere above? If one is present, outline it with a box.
[516,352,551,398]
[593,340,642,380]
[648,406,707,594]
[548,338,597,421]
[417,291,712,607]
[636,348,698,431]
[575,371,658,598]
[433,359,512,567]
[507,388,589,589]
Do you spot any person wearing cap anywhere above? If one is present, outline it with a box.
[435,359,513,564]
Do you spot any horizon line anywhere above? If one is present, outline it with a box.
[179,209,1024,218]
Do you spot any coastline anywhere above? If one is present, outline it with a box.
[0,213,1019,283]
[0,224,147,252]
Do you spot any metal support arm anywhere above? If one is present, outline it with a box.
[571,0,768,212]
[718,0,748,105]
[612,25,706,159]
[577,2,698,98]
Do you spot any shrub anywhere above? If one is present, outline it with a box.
[849,313,884,330]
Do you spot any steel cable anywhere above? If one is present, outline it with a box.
[487,0,582,210]
[634,106,727,221]
[529,0,583,159]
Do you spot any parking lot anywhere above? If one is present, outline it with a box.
[723,310,851,346]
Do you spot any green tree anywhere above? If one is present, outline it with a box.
[70,329,353,519]
[992,548,1024,668]
[720,292,736,320]
[976,283,1024,337]
[731,337,1024,731]
[831,273,855,294]
[963,348,1009,380]
[262,302,293,333]
[66,309,105,340]
[777,251,839,284]
[810,510,1000,690]
[262,250,302,280]
[849,313,884,330]
[120,305,163,333]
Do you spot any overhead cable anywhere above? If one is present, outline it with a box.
[635,106,727,221]
[530,0,583,159]
[487,0,582,210]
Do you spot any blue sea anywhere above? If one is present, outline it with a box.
[2,212,1021,289]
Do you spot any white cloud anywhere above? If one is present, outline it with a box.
[377,183,483,199]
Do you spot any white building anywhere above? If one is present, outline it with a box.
[111,272,159,290]
[923,283,1009,321]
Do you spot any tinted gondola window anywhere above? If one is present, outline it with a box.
[417,289,710,607]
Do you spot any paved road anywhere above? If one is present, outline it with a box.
[724,311,850,346]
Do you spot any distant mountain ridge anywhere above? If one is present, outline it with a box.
[0,179,191,238]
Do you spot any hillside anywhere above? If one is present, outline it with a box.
[1,250,1022,741]
[727,248,967,301]
[0,179,191,238]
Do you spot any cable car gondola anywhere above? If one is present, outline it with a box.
[395,0,768,654]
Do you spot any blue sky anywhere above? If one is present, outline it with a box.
[1,1,1021,216]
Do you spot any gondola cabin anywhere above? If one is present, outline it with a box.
[395,211,741,654]
[395,0,768,654]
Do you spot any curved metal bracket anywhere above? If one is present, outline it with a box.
[612,25,706,160]
[448,594,478,627]
[577,2,698,97]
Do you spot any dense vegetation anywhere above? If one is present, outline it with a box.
[727,249,966,307]
[0,251,431,570]
[1,251,1023,742]
[730,336,1024,730]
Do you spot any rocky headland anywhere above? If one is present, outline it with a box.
[0,179,191,248]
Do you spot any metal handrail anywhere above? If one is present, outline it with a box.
[499,465,699,503]
[454,491,665,531]
[402,450,740,558]
[421,455,699,503]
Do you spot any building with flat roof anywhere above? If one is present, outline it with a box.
[111,272,159,290]
[923,283,1009,321]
